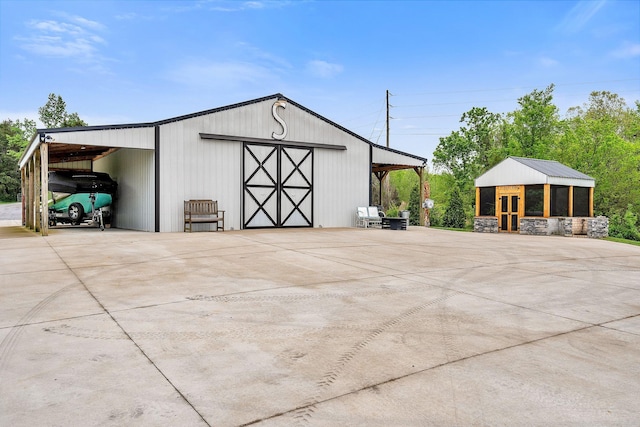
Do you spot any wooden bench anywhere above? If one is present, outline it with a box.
[184,200,225,232]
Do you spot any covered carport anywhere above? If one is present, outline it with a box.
[18,125,156,236]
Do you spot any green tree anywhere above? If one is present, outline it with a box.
[38,93,87,128]
[442,187,466,228]
[408,185,420,225]
[507,84,560,158]
[433,107,503,185]
[389,169,419,204]
[558,91,640,225]
[63,112,88,127]
[0,119,34,201]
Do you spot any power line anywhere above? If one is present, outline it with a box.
[392,88,640,109]
[392,78,640,97]
[392,132,450,136]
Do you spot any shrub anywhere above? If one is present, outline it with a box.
[428,205,443,227]
[443,188,466,228]
[609,205,640,241]
[408,186,421,225]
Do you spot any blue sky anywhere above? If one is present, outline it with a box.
[1,0,638,163]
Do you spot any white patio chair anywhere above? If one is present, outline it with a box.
[367,206,383,228]
[356,207,369,228]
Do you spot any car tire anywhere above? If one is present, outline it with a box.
[69,203,84,226]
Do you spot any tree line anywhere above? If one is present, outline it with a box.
[0,94,86,201]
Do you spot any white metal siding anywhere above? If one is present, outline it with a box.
[158,98,372,231]
[159,119,242,232]
[94,148,155,232]
[476,158,548,187]
[46,127,155,149]
[313,128,370,228]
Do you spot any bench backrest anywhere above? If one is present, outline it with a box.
[185,200,218,215]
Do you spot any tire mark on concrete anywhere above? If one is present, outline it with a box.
[0,283,76,384]
[42,325,282,341]
[43,240,212,426]
[436,286,488,426]
[291,291,460,425]
[42,322,377,342]
[186,284,429,304]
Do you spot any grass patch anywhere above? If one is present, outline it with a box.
[604,237,640,247]
[431,226,473,232]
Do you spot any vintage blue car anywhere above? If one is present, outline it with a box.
[49,192,113,226]
[47,171,117,228]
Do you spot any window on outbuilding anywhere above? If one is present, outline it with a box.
[551,185,569,216]
[525,185,544,216]
[573,186,590,217]
[479,187,496,216]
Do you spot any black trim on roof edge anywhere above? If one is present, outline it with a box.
[35,93,428,163]
[36,122,156,134]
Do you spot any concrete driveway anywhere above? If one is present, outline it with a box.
[1,224,639,426]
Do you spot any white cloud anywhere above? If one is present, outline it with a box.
[556,0,606,33]
[306,60,343,78]
[165,1,292,13]
[610,42,640,59]
[235,41,292,69]
[67,15,106,31]
[17,15,107,63]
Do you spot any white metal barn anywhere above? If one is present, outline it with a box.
[20,94,427,234]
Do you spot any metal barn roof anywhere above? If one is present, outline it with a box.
[510,157,594,180]
[475,157,595,188]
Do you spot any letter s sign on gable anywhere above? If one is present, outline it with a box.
[271,100,288,140]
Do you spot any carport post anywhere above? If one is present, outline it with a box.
[33,154,40,232]
[416,166,425,226]
[40,142,49,236]
[21,167,26,226]
[26,161,33,230]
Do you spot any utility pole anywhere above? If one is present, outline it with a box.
[381,89,391,210]
[386,90,390,148]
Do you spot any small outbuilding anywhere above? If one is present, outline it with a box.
[19,94,427,234]
[474,157,608,237]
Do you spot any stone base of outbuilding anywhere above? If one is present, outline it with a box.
[474,216,609,238]
[474,217,499,233]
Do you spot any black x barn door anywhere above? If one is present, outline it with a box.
[243,143,313,229]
